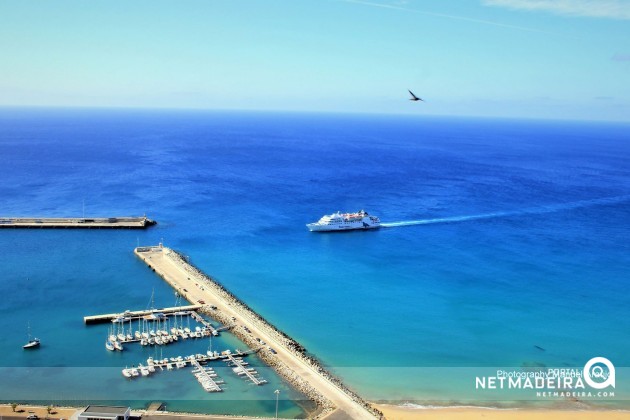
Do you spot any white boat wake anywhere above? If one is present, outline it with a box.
[381,194,630,228]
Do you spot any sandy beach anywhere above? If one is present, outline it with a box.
[373,404,630,420]
[5,403,630,420]
[0,404,78,419]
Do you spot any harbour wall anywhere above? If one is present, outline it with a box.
[135,245,384,420]
[0,216,156,229]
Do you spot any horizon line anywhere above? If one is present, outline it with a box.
[0,104,628,125]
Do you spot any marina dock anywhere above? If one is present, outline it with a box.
[191,311,225,336]
[126,349,258,392]
[84,305,202,324]
[0,216,156,229]
[225,353,267,385]
[134,244,381,419]
[190,359,223,392]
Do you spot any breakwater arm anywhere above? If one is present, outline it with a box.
[0,216,156,229]
[134,245,383,420]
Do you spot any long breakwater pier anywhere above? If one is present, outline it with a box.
[134,244,383,420]
[0,216,156,229]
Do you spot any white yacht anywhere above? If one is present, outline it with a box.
[23,323,40,349]
[23,337,40,349]
[306,210,380,232]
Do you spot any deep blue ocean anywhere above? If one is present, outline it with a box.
[0,108,629,414]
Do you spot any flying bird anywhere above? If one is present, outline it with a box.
[408,89,424,102]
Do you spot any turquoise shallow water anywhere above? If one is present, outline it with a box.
[0,108,629,411]
[0,229,311,417]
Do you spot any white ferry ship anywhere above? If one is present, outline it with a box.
[306,210,381,232]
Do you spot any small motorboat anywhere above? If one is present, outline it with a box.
[23,337,40,349]
[23,323,40,349]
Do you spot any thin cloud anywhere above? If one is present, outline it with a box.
[339,0,554,34]
[483,0,630,20]
[612,53,630,61]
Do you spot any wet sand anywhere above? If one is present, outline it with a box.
[373,404,630,420]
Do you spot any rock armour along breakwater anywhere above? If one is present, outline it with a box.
[135,245,384,420]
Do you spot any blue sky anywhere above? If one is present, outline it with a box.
[1,0,629,121]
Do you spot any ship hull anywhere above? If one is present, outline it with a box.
[23,341,40,349]
[307,210,381,232]
[306,221,381,232]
